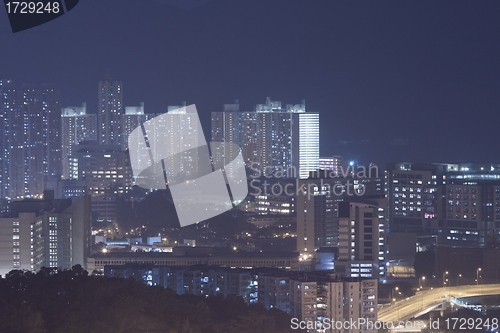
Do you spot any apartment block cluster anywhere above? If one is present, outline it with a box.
[2,77,500,329]
[105,264,377,333]
[248,162,500,283]
[211,98,319,179]
[1,79,323,223]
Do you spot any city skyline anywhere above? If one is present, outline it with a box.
[4,79,500,168]
[211,98,319,179]
[1,0,499,167]
[4,76,499,169]
[2,1,500,331]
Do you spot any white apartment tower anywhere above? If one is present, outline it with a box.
[211,98,319,179]
[161,104,204,183]
[121,102,150,149]
[290,278,377,333]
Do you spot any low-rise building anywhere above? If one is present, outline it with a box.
[88,251,299,272]
[0,191,92,276]
[104,263,378,332]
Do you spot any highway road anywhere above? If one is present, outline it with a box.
[378,283,500,324]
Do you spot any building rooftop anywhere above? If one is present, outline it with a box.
[91,250,299,259]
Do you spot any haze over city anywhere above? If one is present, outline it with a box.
[2,0,500,165]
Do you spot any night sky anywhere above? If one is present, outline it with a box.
[2,0,499,167]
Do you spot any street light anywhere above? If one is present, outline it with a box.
[477,268,482,286]
[421,287,425,308]
[443,271,448,288]
[419,276,426,290]
[392,287,399,302]
[457,274,462,286]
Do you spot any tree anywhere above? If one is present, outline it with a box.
[0,267,302,333]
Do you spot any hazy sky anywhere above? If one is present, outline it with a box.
[2,0,499,166]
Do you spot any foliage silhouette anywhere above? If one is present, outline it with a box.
[0,265,303,333]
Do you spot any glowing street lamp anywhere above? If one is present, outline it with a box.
[421,288,425,308]
[392,286,399,301]
[477,268,482,286]
[443,271,448,287]
[419,276,426,290]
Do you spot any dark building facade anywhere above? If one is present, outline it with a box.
[70,142,131,224]
[98,80,123,146]
[435,246,500,285]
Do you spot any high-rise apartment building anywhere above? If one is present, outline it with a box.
[335,199,385,279]
[70,142,131,223]
[337,200,381,263]
[0,81,62,199]
[61,103,98,179]
[41,84,63,179]
[295,173,386,280]
[121,102,154,186]
[0,80,12,198]
[296,178,337,253]
[123,103,204,189]
[127,103,205,189]
[160,104,204,183]
[0,192,91,276]
[296,175,383,254]
[290,277,377,333]
[211,98,319,179]
[121,102,150,149]
[98,80,123,146]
